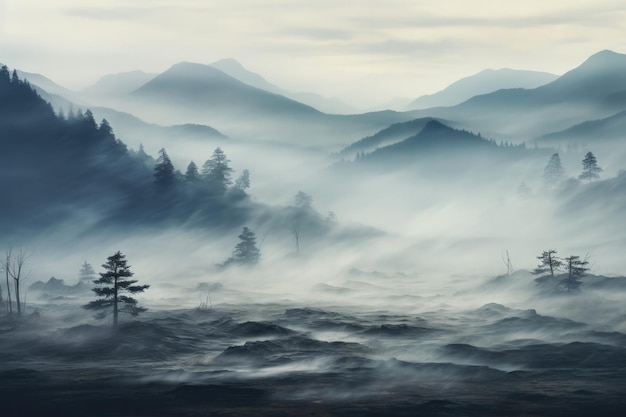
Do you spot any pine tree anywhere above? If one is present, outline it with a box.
[223,227,261,267]
[78,261,96,284]
[543,153,566,186]
[184,161,200,183]
[83,251,149,327]
[154,148,176,189]
[234,169,250,191]
[0,65,9,82]
[99,119,113,136]
[294,191,313,209]
[579,152,602,181]
[201,147,234,193]
[533,249,562,278]
[562,255,589,292]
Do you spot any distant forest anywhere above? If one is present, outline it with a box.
[0,66,253,236]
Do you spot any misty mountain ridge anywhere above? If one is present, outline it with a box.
[131,61,322,121]
[406,68,558,110]
[83,70,157,97]
[356,120,536,168]
[406,49,626,141]
[122,60,418,146]
[339,117,443,157]
[537,110,626,145]
[209,58,357,114]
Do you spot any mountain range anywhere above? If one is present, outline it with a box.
[405,50,626,142]
[7,49,626,152]
[406,68,557,110]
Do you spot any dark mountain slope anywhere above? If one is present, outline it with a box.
[339,117,441,157]
[0,66,250,237]
[359,120,534,168]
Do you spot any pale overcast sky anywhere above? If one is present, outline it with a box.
[1,0,625,106]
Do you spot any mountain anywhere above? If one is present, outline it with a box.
[339,117,441,157]
[537,110,626,145]
[209,58,357,114]
[406,68,557,110]
[124,61,417,147]
[370,120,495,156]
[534,50,626,103]
[209,58,282,95]
[357,120,539,170]
[83,70,157,97]
[15,69,75,98]
[408,50,626,141]
[90,106,226,150]
[0,67,249,237]
[0,65,86,107]
[131,61,322,122]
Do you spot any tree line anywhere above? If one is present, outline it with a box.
[154,147,250,195]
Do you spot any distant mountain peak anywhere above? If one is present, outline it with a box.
[578,49,626,69]
[421,119,450,132]
[211,58,246,69]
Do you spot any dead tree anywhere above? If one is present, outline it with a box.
[1,246,31,316]
[2,250,12,315]
[289,226,300,256]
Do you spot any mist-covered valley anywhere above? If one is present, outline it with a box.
[2,49,626,416]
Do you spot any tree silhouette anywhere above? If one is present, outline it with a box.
[78,261,96,285]
[222,227,261,267]
[533,249,562,278]
[543,153,565,186]
[579,152,602,181]
[1,246,30,317]
[154,148,176,190]
[562,255,589,292]
[83,251,149,327]
[294,191,313,210]
[184,161,200,183]
[202,147,234,193]
[234,169,250,191]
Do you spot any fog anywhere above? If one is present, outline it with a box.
[3,61,626,416]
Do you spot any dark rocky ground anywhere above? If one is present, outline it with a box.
[2,273,626,416]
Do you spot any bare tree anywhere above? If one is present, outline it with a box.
[2,250,12,315]
[501,250,514,275]
[1,246,31,316]
[289,226,300,256]
[0,279,4,313]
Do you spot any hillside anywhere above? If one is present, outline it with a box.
[132,62,322,121]
[408,50,626,141]
[358,120,535,169]
[339,117,441,157]
[406,68,557,110]
[0,66,250,237]
[537,110,626,145]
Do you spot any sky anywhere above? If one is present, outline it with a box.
[1,0,626,107]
